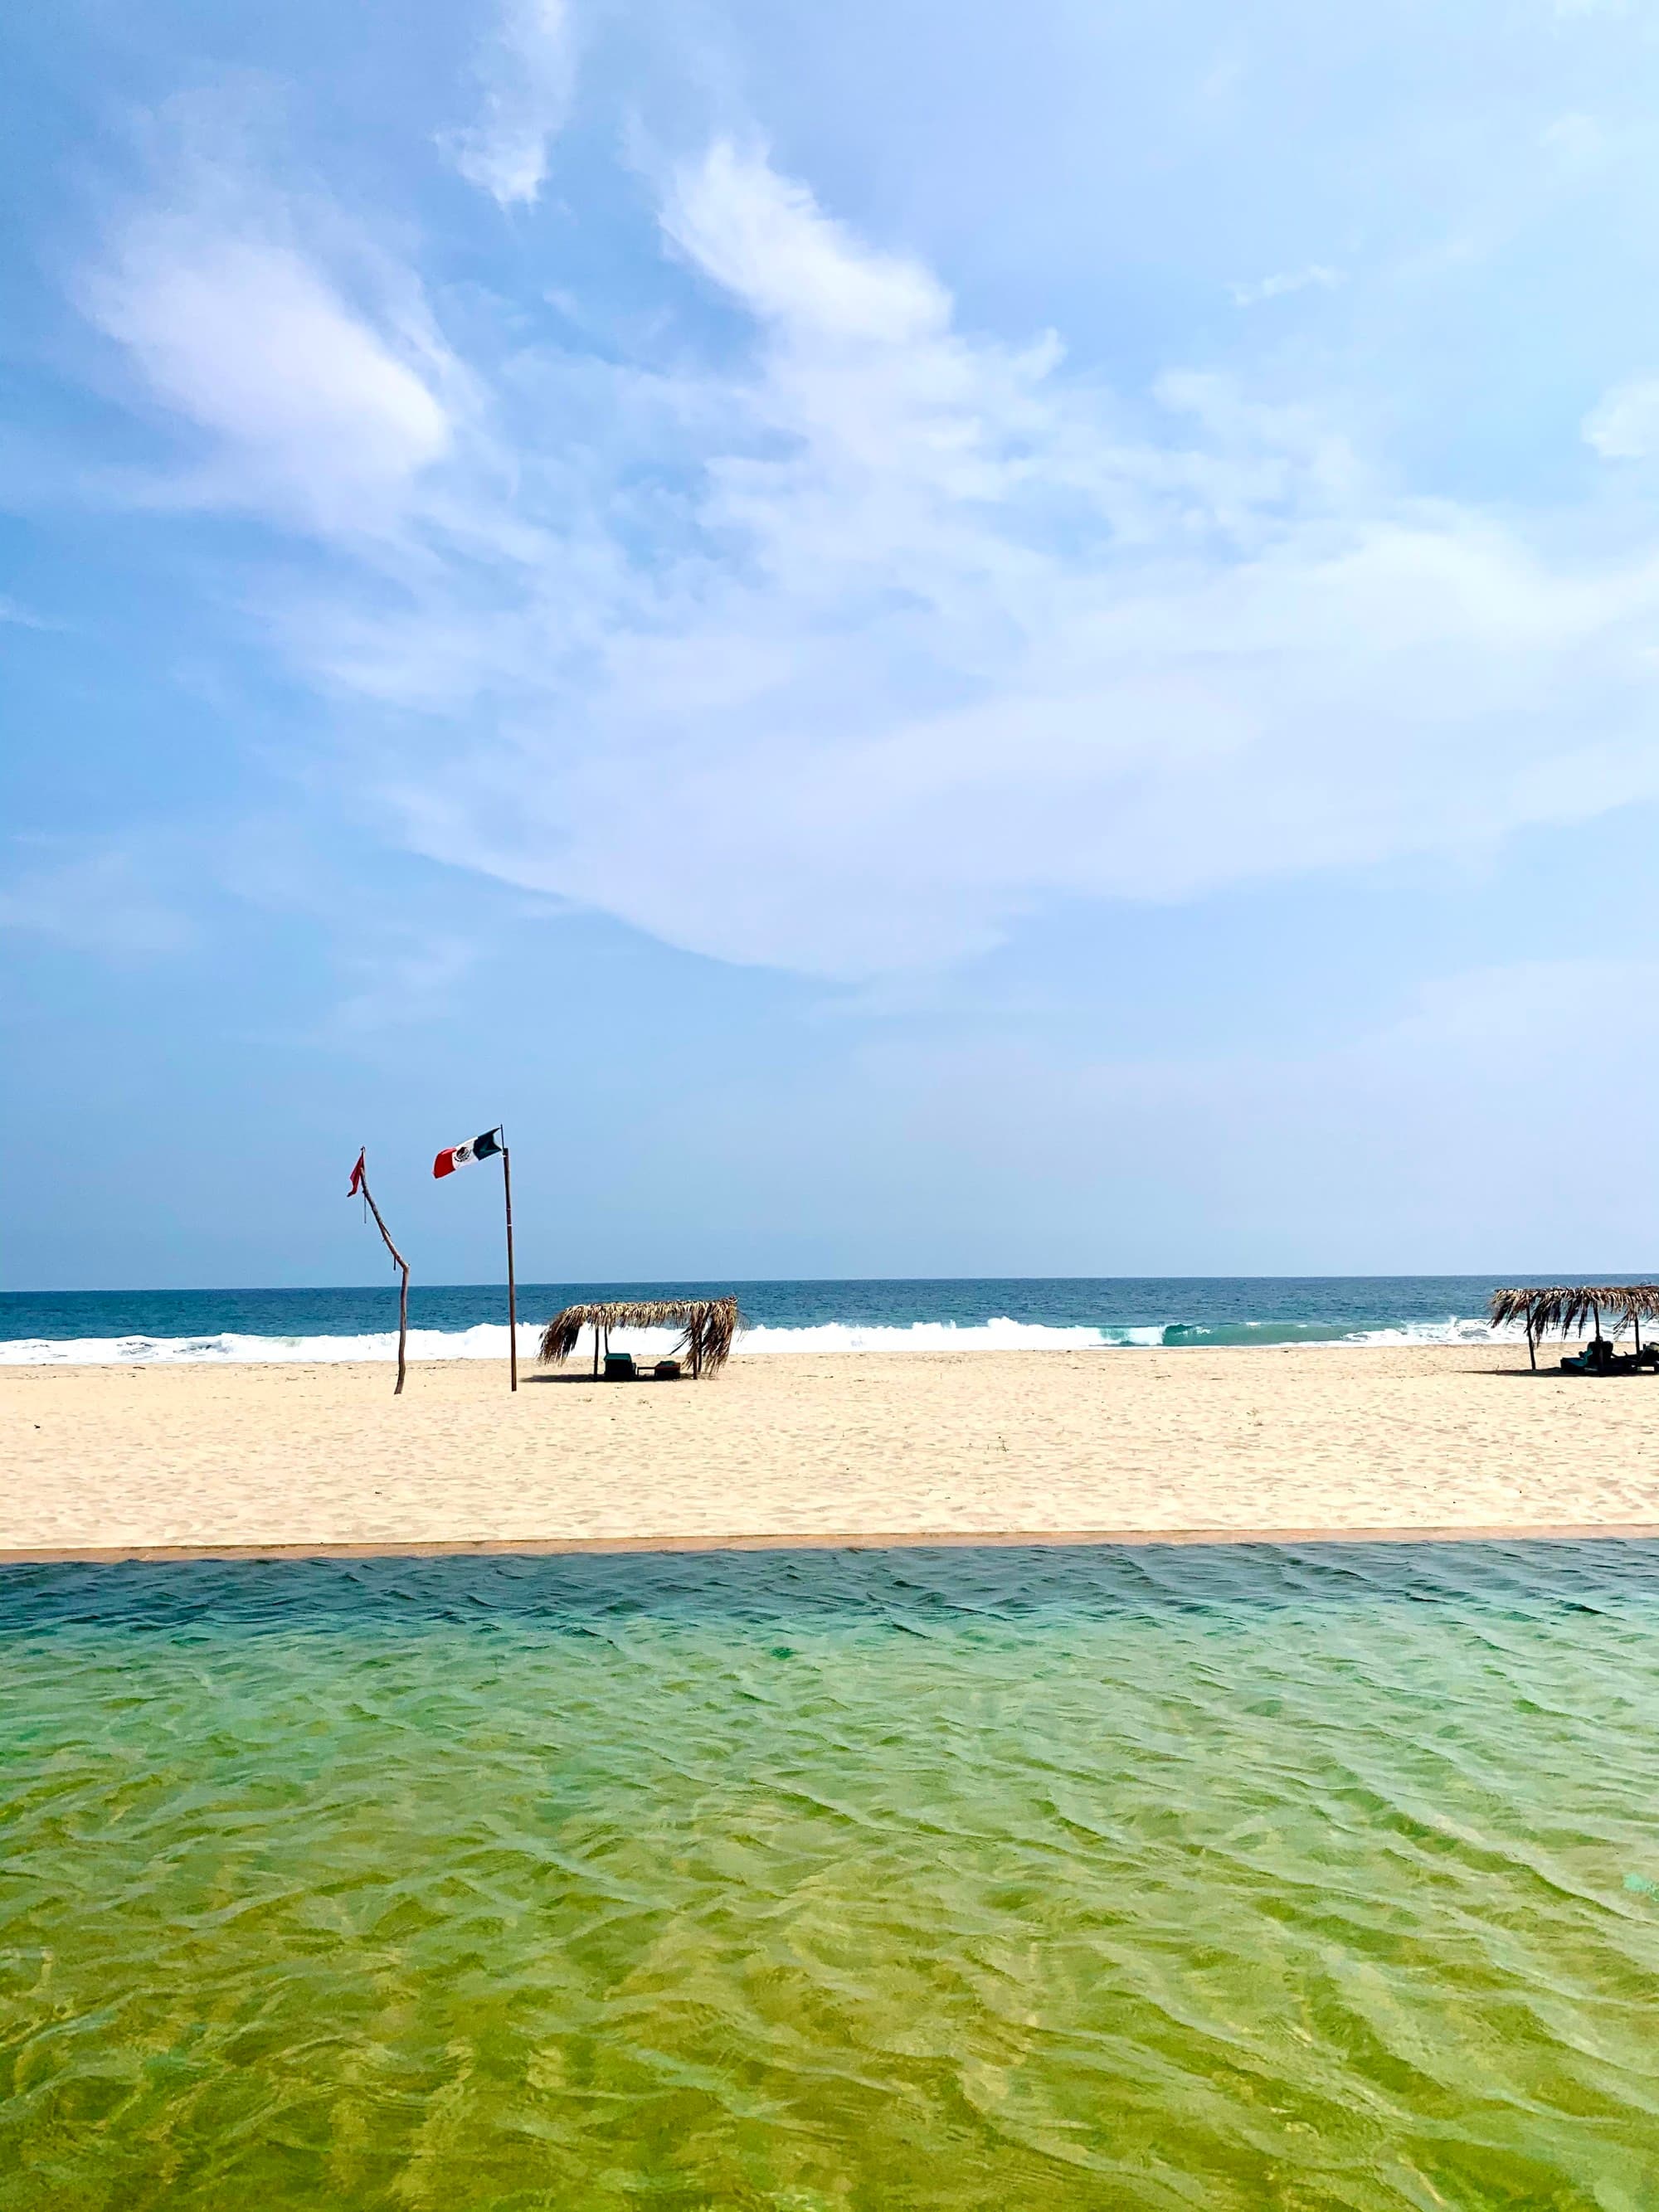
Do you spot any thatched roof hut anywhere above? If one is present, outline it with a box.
[538,1296,742,1378]
[1490,1283,1659,1368]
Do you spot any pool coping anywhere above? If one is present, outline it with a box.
[6,1522,1659,1564]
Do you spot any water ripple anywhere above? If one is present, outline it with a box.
[2,1544,1659,2207]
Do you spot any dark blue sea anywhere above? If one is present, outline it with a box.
[0,1276,1571,1364]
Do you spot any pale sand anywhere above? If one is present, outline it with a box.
[4,1343,1659,1561]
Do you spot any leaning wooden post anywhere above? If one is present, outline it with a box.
[1525,1316,1535,1372]
[349,1149,410,1397]
[501,1132,518,1393]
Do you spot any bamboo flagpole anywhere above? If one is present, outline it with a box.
[432,1124,516,1392]
[348,1149,410,1395]
[502,1130,518,1393]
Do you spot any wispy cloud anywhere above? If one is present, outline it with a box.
[1227,265,1343,306]
[444,0,576,207]
[1583,375,1659,457]
[80,129,456,533]
[1540,110,1606,165]
[76,133,1659,979]
[0,596,58,629]
[326,932,482,1035]
[0,844,193,957]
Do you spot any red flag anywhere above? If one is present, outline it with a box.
[348,1148,366,1197]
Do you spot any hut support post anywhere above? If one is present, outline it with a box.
[593,1325,601,1378]
[502,1135,518,1393]
[1525,1318,1535,1372]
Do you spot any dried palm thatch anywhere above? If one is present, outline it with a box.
[538,1296,742,1378]
[1491,1284,1659,1370]
[1490,1283,1659,1340]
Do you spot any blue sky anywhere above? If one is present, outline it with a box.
[5,0,1659,1288]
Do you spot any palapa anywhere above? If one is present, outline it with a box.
[538,1296,742,1378]
[1490,1283,1659,1369]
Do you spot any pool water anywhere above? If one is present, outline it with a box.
[2,1544,1657,2209]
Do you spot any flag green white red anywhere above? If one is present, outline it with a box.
[433,1127,502,1179]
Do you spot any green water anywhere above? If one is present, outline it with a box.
[3,1546,1659,2210]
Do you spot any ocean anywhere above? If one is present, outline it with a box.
[3,1540,1657,2207]
[0,1275,1565,1366]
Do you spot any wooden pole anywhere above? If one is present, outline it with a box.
[1525,1317,1535,1372]
[502,1134,518,1393]
[354,1156,410,1397]
[592,1323,601,1378]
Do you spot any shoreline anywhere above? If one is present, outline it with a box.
[0,1332,1528,1369]
[7,1519,1659,1568]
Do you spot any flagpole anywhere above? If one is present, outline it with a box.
[353,1152,410,1397]
[501,1130,518,1393]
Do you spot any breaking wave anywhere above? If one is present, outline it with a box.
[0,1313,1520,1366]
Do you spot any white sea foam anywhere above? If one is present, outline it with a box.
[0,1314,1523,1365]
[741,1319,1141,1354]
[1344,1317,1523,1347]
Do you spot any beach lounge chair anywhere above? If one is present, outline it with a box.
[653,1359,682,1380]
[1560,1339,1615,1373]
[603,1351,637,1381]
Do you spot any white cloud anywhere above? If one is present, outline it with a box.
[325,931,481,1035]
[0,596,56,629]
[1540,111,1606,165]
[1227,265,1343,306]
[83,198,453,532]
[1371,955,1659,1066]
[1583,376,1659,458]
[80,138,1659,979]
[663,141,953,343]
[445,0,575,207]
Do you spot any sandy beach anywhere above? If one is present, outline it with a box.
[4,1341,1659,1558]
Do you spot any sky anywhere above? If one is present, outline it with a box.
[4,0,1659,1289]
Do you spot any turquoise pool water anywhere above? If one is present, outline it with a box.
[2,1544,1657,2208]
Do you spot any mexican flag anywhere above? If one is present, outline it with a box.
[433,1127,503,1179]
